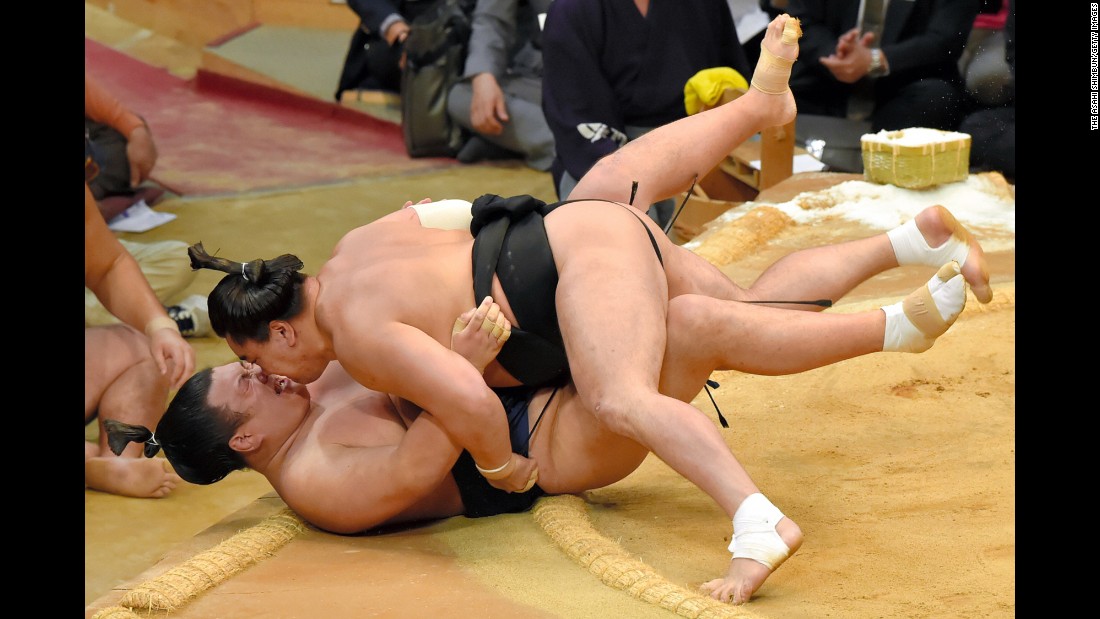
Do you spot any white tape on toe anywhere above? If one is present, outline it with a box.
[888,219,969,269]
[728,493,790,570]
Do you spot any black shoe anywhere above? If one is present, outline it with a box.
[456,136,520,164]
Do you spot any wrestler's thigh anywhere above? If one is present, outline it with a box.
[545,202,668,396]
[534,386,649,493]
[604,202,748,301]
[85,325,152,421]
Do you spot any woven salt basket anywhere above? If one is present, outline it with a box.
[861,128,971,189]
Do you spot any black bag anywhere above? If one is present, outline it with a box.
[400,0,475,158]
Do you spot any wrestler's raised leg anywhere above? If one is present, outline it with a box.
[564,13,899,309]
[651,200,990,314]
[85,325,181,498]
[737,203,989,307]
[661,262,966,392]
[574,15,990,312]
[569,14,799,211]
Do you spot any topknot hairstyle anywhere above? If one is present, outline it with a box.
[188,242,308,343]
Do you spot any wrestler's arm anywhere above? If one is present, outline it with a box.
[84,186,166,332]
[286,307,509,532]
[279,402,464,533]
[84,184,194,387]
[333,316,535,492]
[313,302,505,398]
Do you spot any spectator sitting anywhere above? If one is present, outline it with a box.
[787,0,979,132]
[959,0,1014,182]
[335,0,442,100]
[85,69,211,338]
[85,183,191,498]
[85,71,166,221]
[541,0,751,230]
[446,0,556,170]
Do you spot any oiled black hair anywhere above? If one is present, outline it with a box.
[187,242,307,343]
[102,368,247,485]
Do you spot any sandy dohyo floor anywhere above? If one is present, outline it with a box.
[87,171,1014,619]
[85,3,1013,614]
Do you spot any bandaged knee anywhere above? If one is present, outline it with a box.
[728,493,790,570]
[887,219,970,269]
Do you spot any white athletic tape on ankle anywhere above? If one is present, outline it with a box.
[881,302,925,353]
[887,220,969,269]
[729,493,790,570]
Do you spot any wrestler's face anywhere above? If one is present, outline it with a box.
[206,362,310,421]
[228,331,328,385]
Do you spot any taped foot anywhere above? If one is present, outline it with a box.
[750,14,801,95]
[701,492,801,605]
[729,493,791,570]
[888,205,992,303]
[883,261,966,353]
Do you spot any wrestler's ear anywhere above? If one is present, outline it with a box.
[269,320,297,346]
[229,431,261,454]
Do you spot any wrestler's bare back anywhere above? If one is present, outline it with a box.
[317,209,526,387]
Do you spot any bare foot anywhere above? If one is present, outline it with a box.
[85,456,182,498]
[745,14,800,127]
[914,205,992,303]
[700,516,804,605]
